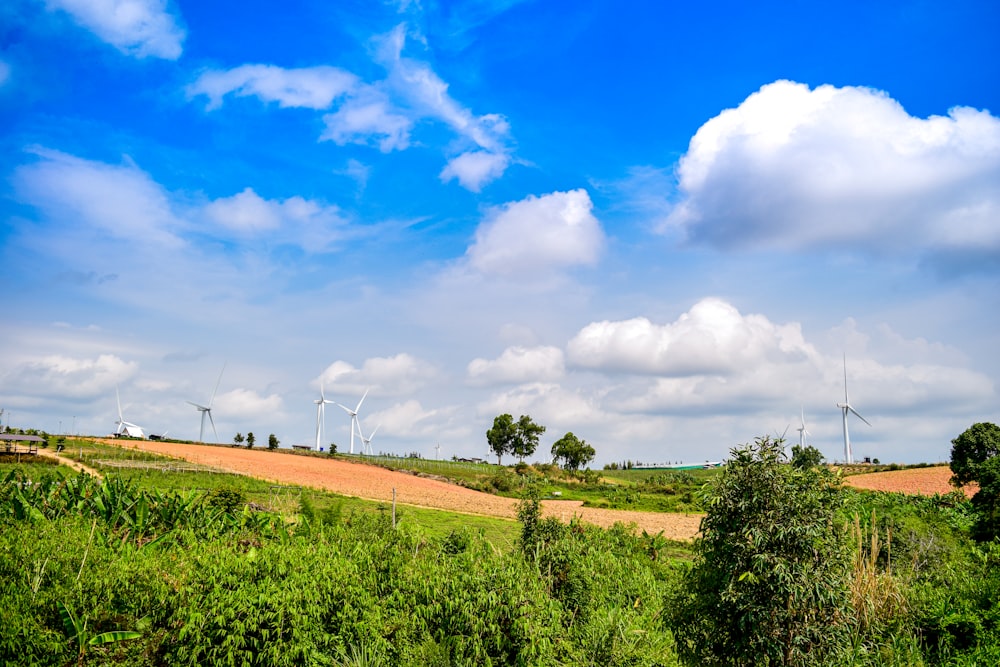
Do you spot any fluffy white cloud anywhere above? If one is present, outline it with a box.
[465,189,605,276]
[45,0,185,59]
[1,354,137,399]
[187,65,357,110]
[467,346,565,386]
[440,150,510,191]
[320,90,414,152]
[15,148,184,248]
[568,298,817,376]
[665,80,1000,254]
[203,188,348,251]
[320,353,437,397]
[214,388,283,419]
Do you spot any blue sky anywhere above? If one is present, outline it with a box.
[2,0,998,465]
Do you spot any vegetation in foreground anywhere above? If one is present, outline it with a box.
[3,424,1000,665]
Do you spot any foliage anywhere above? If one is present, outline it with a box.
[550,431,596,471]
[233,432,245,446]
[267,433,279,450]
[486,413,545,465]
[671,436,852,666]
[790,444,824,469]
[246,431,255,449]
[949,422,1000,486]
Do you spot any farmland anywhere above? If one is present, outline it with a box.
[3,437,1000,665]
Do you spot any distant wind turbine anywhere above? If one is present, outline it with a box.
[836,356,871,464]
[114,386,146,438]
[313,382,335,451]
[188,364,225,443]
[336,388,369,455]
[359,423,380,456]
[797,407,811,448]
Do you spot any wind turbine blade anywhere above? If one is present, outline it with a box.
[116,386,123,420]
[187,400,208,410]
[849,406,872,427]
[208,410,218,442]
[209,363,226,407]
[370,424,381,438]
[843,353,850,403]
[335,403,353,415]
[355,388,370,412]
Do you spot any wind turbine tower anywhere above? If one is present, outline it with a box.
[797,407,811,448]
[314,383,335,451]
[336,389,369,455]
[359,423,380,456]
[836,356,871,464]
[188,364,225,443]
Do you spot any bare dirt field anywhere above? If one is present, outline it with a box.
[105,440,704,541]
[843,465,977,497]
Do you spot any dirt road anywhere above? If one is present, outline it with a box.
[106,440,704,541]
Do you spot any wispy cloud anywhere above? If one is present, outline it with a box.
[187,65,357,110]
[44,0,186,59]
[663,80,1000,262]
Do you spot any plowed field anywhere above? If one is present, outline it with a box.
[843,465,976,497]
[105,440,704,541]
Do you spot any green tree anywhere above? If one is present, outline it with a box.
[246,432,255,449]
[671,436,851,666]
[268,433,279,450]
[512,415,545,461]
[950,422,1000,486]
[487,414,517,465]
[550,432,596,471]
[950,422,1000,541]
[233,432,245,446]
[790,444,824,469]
[486,414,546,465]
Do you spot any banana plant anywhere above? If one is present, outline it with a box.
[57,600,142,666]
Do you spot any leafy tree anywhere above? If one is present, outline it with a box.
[951,423,1000,541]
[512,415,545,461]
[950,422,1000,486]
[790,444,824,469]
[550,432,596,471]
[487,414,546,464]
[487,414,517,465]
[268,433,279,450]
[672,436,851,666]
[233,432,244,446]
[246,432,255,449]
[328,442,337,455]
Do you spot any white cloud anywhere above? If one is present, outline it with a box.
[664,80,1000,255]
[1,354,137,399]
[567,298,818,377]
[15,148,185,248]
[477,382,609,431]
[187,65,357,110]
[320,353,437,397]
[203,188,348,251]
[467,345,565,386]
[465,189,605,276]
[214,388,284,419]
[320,90,414,152]
[440,150,510,191]
[45,0,185,59]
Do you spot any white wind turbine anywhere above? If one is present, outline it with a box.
[836,356,870,464]
[359,423,380,456]
[114,387,146,438]
[188,364,225,443]
[313,383,335,452]
[797,407,811,448]
[336,389,369,455]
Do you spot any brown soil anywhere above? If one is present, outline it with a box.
[843,465,977,498]
[104,440,704,541]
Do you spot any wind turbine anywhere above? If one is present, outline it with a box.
[114,387,146,438]
[836,356,871,464]
[797,407,811,448]
[313,383,335,451]
[188,364,225,443]
[359,423,380,456]
[435,443,441,460]
[336,388,369,455]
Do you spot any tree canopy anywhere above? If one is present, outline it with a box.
[550,432,596,471]
[951,422,1000,541]
[487,414,545,465]
[790,444,824,469]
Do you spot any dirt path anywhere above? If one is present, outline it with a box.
[104,440,704,541]
[35,448,103,478]
[843,465,976,497]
